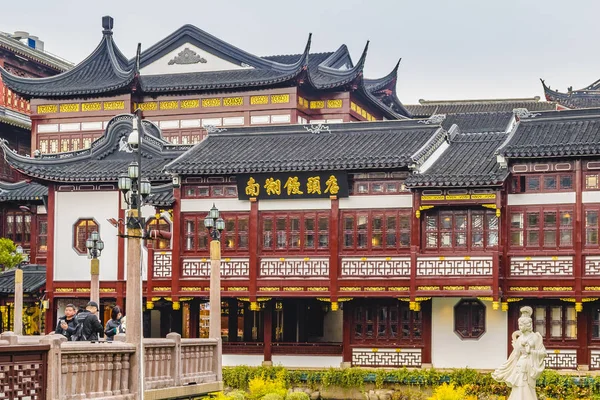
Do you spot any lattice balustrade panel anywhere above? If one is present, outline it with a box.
[153,251,172,278]
[585,256,600,275]
[352,348,421,368]
[416,257,492,276]
[182,258,249,278]
[341,257,410,277]
[0,358,46,400]
[545,350,577,369]
[260,258,329,277]
[591,351,600,370]
[510,256,573,276]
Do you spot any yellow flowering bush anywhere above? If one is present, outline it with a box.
[427,383,466,400]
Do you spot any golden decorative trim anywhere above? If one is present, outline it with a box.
[507,298,523,303]
[103,101,125,111]
[444,286,465,291]
[82,102,102,112]
[297,97,307,107]
[551,256,559,261]
[60,103,80,113]
[524,256,532,261]
[585,287,600,291]
[418,286,440,291]
[303,257,310,261]
[258,287,279,292]
[464,256,471,260]
[137,102,158,111]
[159,100,179,110]
[37,105,57,114]
[224,258,231,262]
[363,287,386,292]
[469,286,492,291]
[181,99,200,109]
[307,287,328,292]
[445,195,470,200]
[416,205,435,219]
[472,194,497,200]
[180,297,194,301]
[154,287,171,292]
[309,100,325,109]
[361,109,367,118]
[350,102,357,111]
[482,203,497,209]
[477,297,494,301]
[543,286,573,291]
[340,286,361,291]
[99,288,115,293]
[389,287,410,291]
[250,95,269,105]
[180,287,202,291]
[360,257,367,262]
[271,94,290,104]
[439,256,445,261]
[55,288,73,293]
[327,99,343,108]
[75,288,90,293]
[421,195,445,201]
[560,298,576,303]
[202,98,221,107]
[283,287,304,292]
[227,287,248,291]
[151,296,162,301]
[583,298,599,302]
[509,286,538,291]
[223,97,243,106]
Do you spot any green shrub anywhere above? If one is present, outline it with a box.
[391,388,427,400]
[228,390,247,400]
[285,392,310,400]
[247,371,288,400]
[261,394,284,400]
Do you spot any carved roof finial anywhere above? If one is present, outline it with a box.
[102,16,114,34]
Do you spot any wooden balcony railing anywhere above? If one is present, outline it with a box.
[0,81,30,114]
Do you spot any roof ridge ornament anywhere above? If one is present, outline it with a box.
[512,108,540,120]
[418,114,446,125]
[204,125,226,133]
[304,123,331,134]
[168,48,207,65]
[102,16,114,35]
[119,136,134,153]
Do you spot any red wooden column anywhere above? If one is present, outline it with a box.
[171,186,182,299]
[329,196,340,302]
[500,184,510,306]
[574,160,587,367]
[342,301,352,364]
[263,302,273,364]
[44,184,56,333]
[421,300,432,365]
[248,199,259,301]
[410,192,421,303]
[492,189,502,306]
[29,213,37,265]
[147,248,155,295]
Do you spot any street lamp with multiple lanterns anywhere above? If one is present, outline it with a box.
[204,204,225,339]
[86,231,104,305]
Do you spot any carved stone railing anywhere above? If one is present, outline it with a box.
[0,331,222,400]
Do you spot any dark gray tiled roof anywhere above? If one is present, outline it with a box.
[0,265,45,294]
[406,97,557,118]
[406,131,508,188]
[542,79,600,109]
[2,115,190,183]
[439,112,513,134]
[0,24,133,100]
[0,181,47,202]
[147,183,174,207]
[165,120,443,175]
[498,108,600,158]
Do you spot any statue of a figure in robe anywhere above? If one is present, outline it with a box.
[492,306,547,400]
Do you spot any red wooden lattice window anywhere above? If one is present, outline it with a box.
[261,212,329,252]
[73,219,98,255]
[454,299,486,340]
[5,211,31,246]
[352,301,422,345]
[509,207,573,249]
[342,210,410,252]
[145,217,171,250]
[423,209,497,251]
[183,213,249,253]
[585,207,600,247]
[511,173,573,193]
[528,304,577,343]
[37,216,48,253]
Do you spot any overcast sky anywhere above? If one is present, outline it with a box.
[1,0,597,104]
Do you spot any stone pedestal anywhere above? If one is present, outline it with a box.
[90,258,100,304]
[209,240,221,340]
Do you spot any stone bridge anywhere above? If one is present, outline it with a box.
[0,331,222,399]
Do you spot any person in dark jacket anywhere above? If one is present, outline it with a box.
[104,306,122,341]
[54,303,78,339]
[74,301,104,341]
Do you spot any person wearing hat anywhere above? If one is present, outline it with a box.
[73,301,104,341]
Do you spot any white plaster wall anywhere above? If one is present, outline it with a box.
[181,198,250,212]
[339,195,412,209]
[54,191,120,281]
[258,198,331,211]
[583,191,600,203]
[140,43,253,75]
[222,354,264,367]
[508,192,575,205]
[431,298,507,369]
[271,355,342,368]
[323,310,343,342]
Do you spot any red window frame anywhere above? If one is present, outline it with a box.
[37,216,48,253]
[183,213,249,254]
[351,301,422,345]
[182,185,237,199]
[585,172,600,191]
[585,206,600,248]
[524,303,577,344]
[73,218,98,255]
[511,173,574,193]
[145,217,171,250]
[353,180,408,195]
[260,211,329,253]
[454,299,486,340]
[341,210,411,253]
[509,206,573,250]
[422,209,498,252]
[5,211,31,247]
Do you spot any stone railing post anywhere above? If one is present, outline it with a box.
[0,331,18,345]
[213,338,223,381]
[40,334,66,400]
[166,332,182,386]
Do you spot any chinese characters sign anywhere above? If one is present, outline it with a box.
[237,172,349,200]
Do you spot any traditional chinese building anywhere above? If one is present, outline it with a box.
[542,77,600,109]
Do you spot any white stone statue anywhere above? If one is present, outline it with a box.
[492,306,547,400]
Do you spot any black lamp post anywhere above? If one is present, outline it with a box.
[204,203,225,240]
[86,231,103,304]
